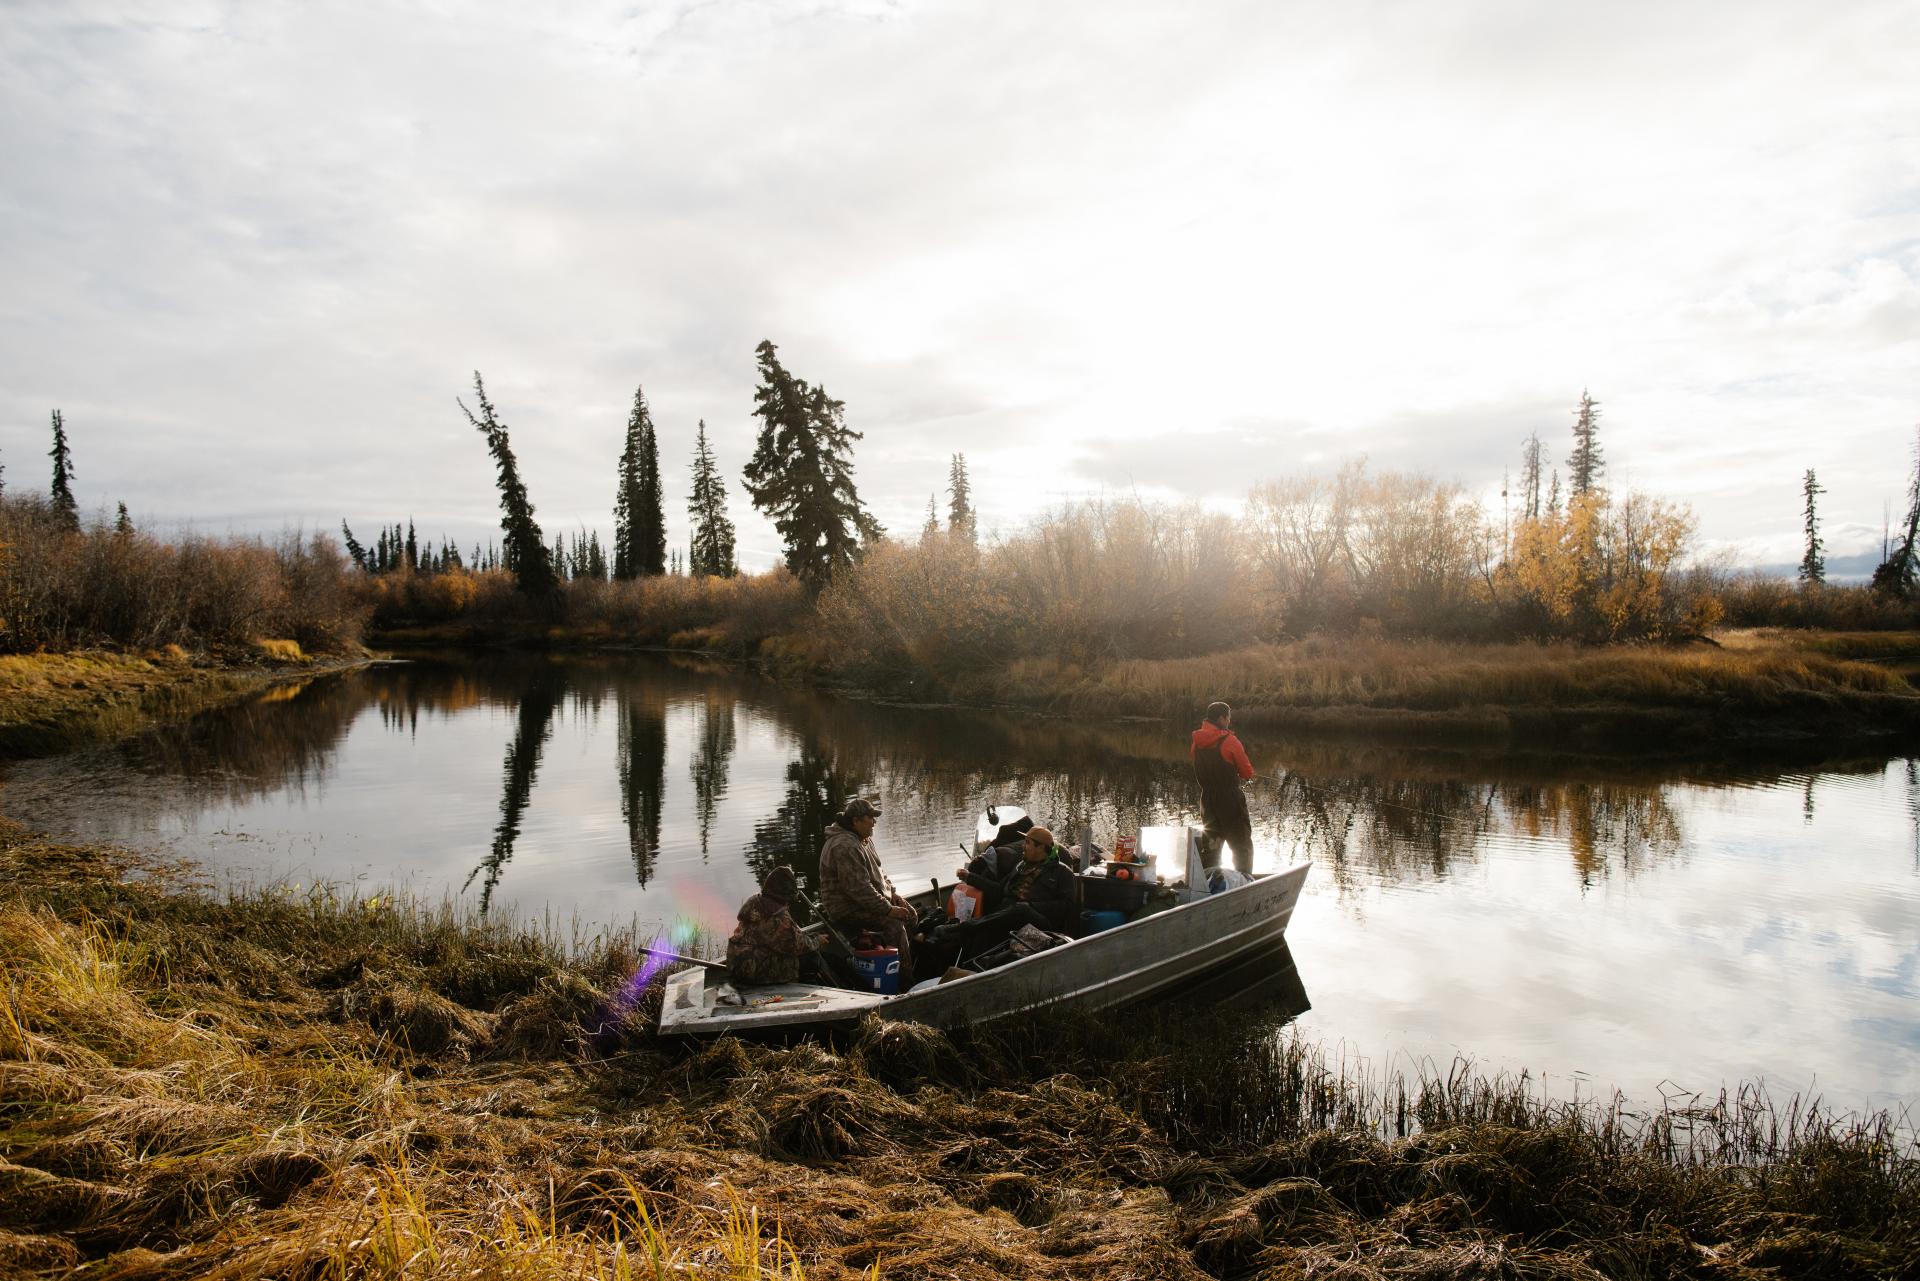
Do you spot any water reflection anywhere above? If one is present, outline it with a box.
[688,693,736,861]
[617,688,667,886]
[2,652,1915,1114]
[15,653,1911,905]
[746,741,859,901]
[466,664,563,912]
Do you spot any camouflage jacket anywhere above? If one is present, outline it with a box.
[725,894,813,986]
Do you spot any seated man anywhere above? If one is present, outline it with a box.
[725,865,820,985]
[939,825,1078,958]
[817,797,917,977]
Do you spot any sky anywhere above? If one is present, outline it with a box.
[2,0,1916,572]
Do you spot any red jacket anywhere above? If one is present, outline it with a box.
[1190,723,1254,780]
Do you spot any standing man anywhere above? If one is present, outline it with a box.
[1191,701,1255,873]
[817,797,916,975]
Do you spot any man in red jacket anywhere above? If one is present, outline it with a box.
[1190,701,1255,873]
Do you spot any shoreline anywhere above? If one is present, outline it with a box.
[0,653,1913,1277]
[2,828,1913,1279]
[369,626,1920,761]
[0,649,375,759]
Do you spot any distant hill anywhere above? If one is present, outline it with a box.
[1740,549,1879,585]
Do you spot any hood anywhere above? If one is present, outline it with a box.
[1192,724,1233,751]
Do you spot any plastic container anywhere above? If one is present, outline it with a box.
[1080,909,1129,935]
[851,947,901,995]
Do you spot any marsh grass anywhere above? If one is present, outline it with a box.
[0,649,359,758]
[3,822,1914,1279]
[942,635,1920,748]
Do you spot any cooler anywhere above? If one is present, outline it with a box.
[851,947,901,995]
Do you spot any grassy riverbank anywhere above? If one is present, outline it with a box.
[930,631,1920,751]
[3,827,1913,1279]
[0,647,371,758]
[372,604,1920,752]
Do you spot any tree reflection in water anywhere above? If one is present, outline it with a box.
[464,665,564,913]
[41,652,1913,908]
[616,689,667,886]
[688,693,736,860]
[746,741,861,910]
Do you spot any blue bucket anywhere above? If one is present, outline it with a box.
[1081,909,1129,934]
[851,947,901,995]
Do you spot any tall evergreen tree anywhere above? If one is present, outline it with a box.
[460,372,557,598]
[1568,391,1604,497]
[405,520,418,573]
[687,420,738,578]
[946,452,975,544]
[341,522,368,571]
[922,494,939,541]
[114,502,133,536]
[741,340,882,594]
[48,409,78,531]
[1799,470,1826,586]
[612,385,667,578]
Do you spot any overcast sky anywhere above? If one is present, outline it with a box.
[2,0,1916,571]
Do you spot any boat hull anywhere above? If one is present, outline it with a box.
[658,860,1310,1035]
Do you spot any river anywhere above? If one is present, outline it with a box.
[4,651,1915,1116]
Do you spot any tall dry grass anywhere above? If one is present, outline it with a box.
[0,496,367,655]
[363,565,811,655]
[1720,574,1920,631]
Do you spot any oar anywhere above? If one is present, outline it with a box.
[646,948,726,971]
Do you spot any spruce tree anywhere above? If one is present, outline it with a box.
[342,522,368,571]
[114,502,132,536]
[1568,391,1604,497]
[741,340,882,594]
[922,494,939,540]
[1799,469,1826,586]
[687,420,737,578]
[460,372,557,598]
[48,409,78,531]
[947,452,975,543]
[613,385,667,578]
[405,520,418,573]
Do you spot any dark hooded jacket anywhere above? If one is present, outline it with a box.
[960,845,1077,933]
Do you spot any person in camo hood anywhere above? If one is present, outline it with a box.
[817,797,916,975]
[724,865,818,985]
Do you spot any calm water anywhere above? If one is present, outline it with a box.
[5,653,1917,1115]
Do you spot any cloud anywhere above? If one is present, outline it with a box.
[2,0,1918,568]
